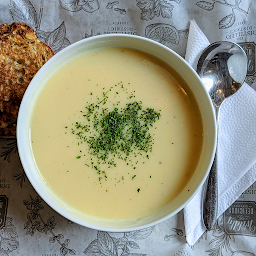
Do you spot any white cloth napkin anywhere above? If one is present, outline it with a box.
[184,20,256,246]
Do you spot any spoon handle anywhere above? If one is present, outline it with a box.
[203,151,218,230]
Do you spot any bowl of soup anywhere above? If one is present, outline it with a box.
[17,34,216,231]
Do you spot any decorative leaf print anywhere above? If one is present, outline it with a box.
[47,216,56,230]
[160,5,173,18]
[26,210,38,222]
[155,0,174,18]
[97,231,118,256]
[46,21,66,53]
[23,202,32,211]
[36,224,47,233]
[115,237,127,249]
[219,11,235,29]
[136,0,155,21]
[126,226,155,240]
[136,0,178,20]
[127,241,140,249]
[24,221,31,229]
[25,220,39,235]
[24,195,76,254]
[206,216,234,256]
[0,140,17,163]
[82,0,100,12]
[84,231,149,256]
[136,0,154,10]
[36,29,51,42]
[196,1,215,11]
[9,0,38,29]
[141,9,155,21]
[60,0,99,12]
[13,170,26,188]
[196,0,249,29]
[36,29,70,53]
[59,0,84,11]
[84,239,103,255]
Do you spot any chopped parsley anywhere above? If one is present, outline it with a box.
[68,82,161,180]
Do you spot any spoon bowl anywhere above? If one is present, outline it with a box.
[197,42,247,109]
[197,41,247,230]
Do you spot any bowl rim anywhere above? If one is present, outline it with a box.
[17,33,217,232]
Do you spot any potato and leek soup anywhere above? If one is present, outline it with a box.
[30,47,203,220]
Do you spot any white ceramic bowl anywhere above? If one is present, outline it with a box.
[17,34,216,232]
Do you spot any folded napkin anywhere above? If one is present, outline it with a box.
[184,20,256,245]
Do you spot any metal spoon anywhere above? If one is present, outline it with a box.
[197,41,247,230]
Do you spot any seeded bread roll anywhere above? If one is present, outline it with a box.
[0,22,54,136]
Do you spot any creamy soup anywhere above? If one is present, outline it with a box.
[30,47,203,220]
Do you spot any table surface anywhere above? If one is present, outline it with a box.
[1,1,256,255]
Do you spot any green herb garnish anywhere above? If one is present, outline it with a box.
[69,82,161,177]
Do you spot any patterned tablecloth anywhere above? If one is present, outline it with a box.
[0,1,256,255]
